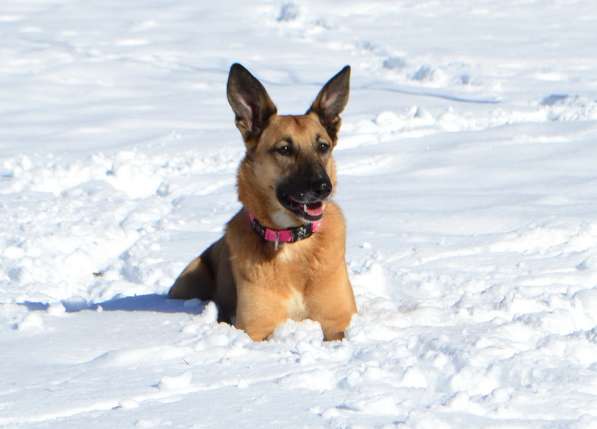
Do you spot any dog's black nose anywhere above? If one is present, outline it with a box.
[312,178,332,198]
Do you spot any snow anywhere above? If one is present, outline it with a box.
[1,0,597,427]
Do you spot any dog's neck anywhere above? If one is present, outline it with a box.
[270,209,302,229]
[247,211,320,249]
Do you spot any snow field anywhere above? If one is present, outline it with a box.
[2,0,597,428]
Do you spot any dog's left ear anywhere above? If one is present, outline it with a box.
[308,65,351,141]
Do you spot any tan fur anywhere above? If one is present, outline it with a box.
[169,65,357,341]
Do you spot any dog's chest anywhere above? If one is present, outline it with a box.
[286,288,308,321]
[276,238,312,264]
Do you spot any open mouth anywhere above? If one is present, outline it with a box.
[278,194,325,221]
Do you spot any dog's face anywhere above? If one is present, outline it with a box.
[227,64,350,227]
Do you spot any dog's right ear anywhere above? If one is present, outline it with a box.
[227,63,277,143]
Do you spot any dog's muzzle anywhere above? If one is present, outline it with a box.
[276,175,332,221]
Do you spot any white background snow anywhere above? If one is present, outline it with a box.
[1,1,597,427]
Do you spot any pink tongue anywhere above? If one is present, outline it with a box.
[306,204,323,216]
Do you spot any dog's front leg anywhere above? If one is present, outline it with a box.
[306,265,357,341]
[309,300,355,341]
[235,283,288,341]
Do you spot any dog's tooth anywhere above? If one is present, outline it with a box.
[304,204,308,212]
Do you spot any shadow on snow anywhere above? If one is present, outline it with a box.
[19,294,206,315]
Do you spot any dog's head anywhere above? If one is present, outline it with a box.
[227,63,350,228]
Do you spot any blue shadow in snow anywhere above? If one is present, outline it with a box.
[19,294,206,315]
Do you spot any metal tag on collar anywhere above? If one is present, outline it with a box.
[274,232,279,250]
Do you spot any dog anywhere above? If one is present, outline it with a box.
[168,63,357,341]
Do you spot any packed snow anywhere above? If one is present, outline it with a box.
[2,0,597,427]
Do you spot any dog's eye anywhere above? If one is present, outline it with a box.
[276,143,293,156]
[318,141,330,154]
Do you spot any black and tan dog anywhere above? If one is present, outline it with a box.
[168,64,357,340]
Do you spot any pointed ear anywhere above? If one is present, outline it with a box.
[307,65,351,141]
[227,63,277,142]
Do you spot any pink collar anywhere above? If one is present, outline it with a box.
[248,212,321,248]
